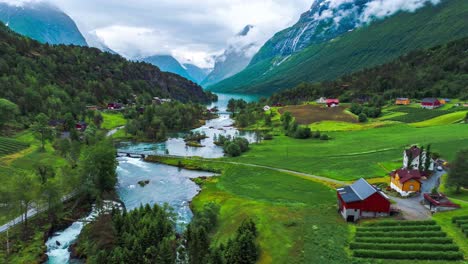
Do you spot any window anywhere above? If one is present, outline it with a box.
[409,185,414,190]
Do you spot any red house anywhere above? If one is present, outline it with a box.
[75,121,87,132]
[326,98,340,107]
[421,98,441,109]
[107,102,123,110]
[337,178,391,222]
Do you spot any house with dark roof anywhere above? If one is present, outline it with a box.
[403,145,434,171]
[390,169,422,196]
[336,178,391,222]
[421,98,441,109]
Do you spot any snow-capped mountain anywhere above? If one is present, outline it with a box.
[250,0,371,65]
[201,25,257,87]
[0,1,87,46]
[183,64,212,84]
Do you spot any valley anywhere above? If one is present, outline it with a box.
[0,0,467,263]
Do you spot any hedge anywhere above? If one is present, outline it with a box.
[350,242,459,251]
[354,237,453,244]
[455,219,468,226]
[355,231,446,238]
[364,220,436,226]
[353,250,463,260]
[451,215,468,223]
[357,225,441,232]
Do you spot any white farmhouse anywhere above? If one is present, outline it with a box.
[403,145,434,171]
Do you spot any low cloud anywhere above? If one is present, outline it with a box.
[360,0,441,22]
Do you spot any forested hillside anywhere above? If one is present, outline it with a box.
[269,37,468,104]
[0,23,214,119]
[209,0,468,95]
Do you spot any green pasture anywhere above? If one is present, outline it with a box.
[101,112,126,130]
[232,124,468,181]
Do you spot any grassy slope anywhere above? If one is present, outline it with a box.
[209,0,468,94]
[411,111,468,127]
[101,112,127,130]
[231,124,468,181]
[0,131,68,225]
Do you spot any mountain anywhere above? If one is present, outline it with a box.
[269,36,468,105]
[0,22,213,118]
[183,63,211,84]
[201,25,256,87]
[85,31,117,54]
[208,0,468,95]
[0,1,87,46]
[141,55,194,82]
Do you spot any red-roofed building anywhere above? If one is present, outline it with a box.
[326,98,340,107]
[390,169,422,196]
[337,178,391,222]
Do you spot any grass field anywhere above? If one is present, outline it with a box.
[151,157,349,263]
[278,105,356,124]
[101,112,127,130]
[231,124,468,181]
[383,106,461,123]
[410,111,467,127]
[309,120,399,132]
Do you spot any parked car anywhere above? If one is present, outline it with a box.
[436,166,444,172]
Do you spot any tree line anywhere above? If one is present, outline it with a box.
[0,22,214,123]
[269,37,468,105]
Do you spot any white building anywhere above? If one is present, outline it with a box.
[403,146,434,171]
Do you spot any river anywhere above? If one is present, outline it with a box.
[44,93,260,263]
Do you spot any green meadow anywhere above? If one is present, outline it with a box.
[101,112,127,130]
[231,124,468,181]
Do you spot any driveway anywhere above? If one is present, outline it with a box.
[390,170,445,220]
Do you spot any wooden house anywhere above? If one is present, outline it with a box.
[390,169,421,196]
[395,98,410,105]
[337,178,391,222]
[75,121,87,132]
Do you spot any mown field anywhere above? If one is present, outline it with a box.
[278,104,356,124]
[382,105,463,123]
[101,112,127,130]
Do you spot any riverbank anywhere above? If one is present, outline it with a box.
[0,195,93,263]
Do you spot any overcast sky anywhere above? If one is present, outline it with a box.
[36,0,312,68]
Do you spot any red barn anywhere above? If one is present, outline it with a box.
[337,178,391,222]
[421,98,441,109]
[326,98,340,107]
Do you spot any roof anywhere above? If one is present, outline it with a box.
[405,145,421,158]
[326,99,340,103]
[391,169,422,184]
[337,178,378,203]
[421,98,439,104]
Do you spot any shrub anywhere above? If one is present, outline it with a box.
[357,225,441,232]
[354,231,446,238]
[320,134,329,140]
[293,126,311,139]
[452,215,468,223]
[358,113,368,122]
[354,237,453,244]
[224,142,242,157]
[263,133,273,140]
[364,220,436,226]
[353,250,463,260]
[350,242,459,251]
[312,130,321,139]
[455,219,468,226]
